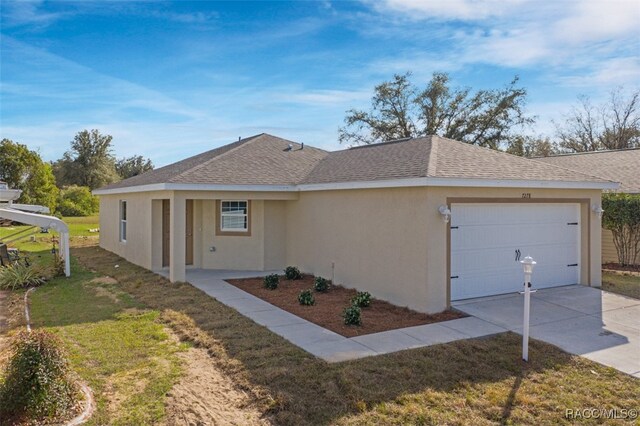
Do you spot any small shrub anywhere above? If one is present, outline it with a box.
[314,276,329,292]
[52,254,66,278]
[0,330,78,423]
[351,291,372,308]
[343,305,362,326]
[298,289,315,306]
[284,266,302,280]
[0,263,46,290]
[263,274,279,290]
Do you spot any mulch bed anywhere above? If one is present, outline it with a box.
[226,275,466,337]
[603,263,640,274]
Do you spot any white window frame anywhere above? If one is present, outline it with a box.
[119,200,127,242]
[220,200,248,232]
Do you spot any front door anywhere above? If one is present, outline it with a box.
[162,199,194,267]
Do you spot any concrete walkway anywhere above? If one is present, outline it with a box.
[163,269,504,362]
[453,285,640,378]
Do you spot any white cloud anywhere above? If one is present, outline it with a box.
[278,89,371,106]
[373,0,525,21]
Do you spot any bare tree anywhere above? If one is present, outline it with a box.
[555,88,640,152]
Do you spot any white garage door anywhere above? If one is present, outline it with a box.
[450,203,580,301]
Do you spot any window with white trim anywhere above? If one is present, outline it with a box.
[221,200,248,232]
[119,200,127,242]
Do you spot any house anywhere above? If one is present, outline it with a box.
[94,134,617,313]
[537,148,640,264]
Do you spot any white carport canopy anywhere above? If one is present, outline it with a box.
[0,207,71,277]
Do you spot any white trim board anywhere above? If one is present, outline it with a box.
[94,177,619,195]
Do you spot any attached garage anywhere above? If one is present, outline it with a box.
[450,203,581,300]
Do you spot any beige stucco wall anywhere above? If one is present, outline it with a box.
[285,187,434,312]
[602,228,618,264]
[99,191,171,270]
[99,185,603,313]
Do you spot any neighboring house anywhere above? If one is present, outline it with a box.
[537,149,640,264]
[94,134,617,313]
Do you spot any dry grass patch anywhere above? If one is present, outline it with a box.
[602,270,640,299]
[72,245,640,426]
[227,275,464,337]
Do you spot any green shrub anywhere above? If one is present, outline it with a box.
[0,264,46,290]
[314,276,330,292]
[57,185,99,217]
[602,192,640,266]
[298,289,315,306]
[343,305,362,326]
[0,330,78,423]
[351,291,372,308]
[284,266,302,280]
[263,274,279,290]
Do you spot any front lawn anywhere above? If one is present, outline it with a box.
[69,245,639,425]
[2,258,189,425]
[602,270,640,299]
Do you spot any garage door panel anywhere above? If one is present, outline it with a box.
[452,204,578,227]
[452,223,575,250]
[450,203,580,301]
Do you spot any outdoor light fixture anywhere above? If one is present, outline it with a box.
[438,205,451,223]
[520,255,537,362]
[592,204,604,219]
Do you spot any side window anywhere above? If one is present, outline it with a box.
[120,200,127,242]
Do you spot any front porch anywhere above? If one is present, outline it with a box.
[151,194,292,283]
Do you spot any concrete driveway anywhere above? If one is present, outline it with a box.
[453,285,640,378]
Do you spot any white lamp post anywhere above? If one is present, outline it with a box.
[520,255,537,362]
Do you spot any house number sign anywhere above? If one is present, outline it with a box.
[522,193,531,199]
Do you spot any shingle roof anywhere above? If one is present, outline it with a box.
[300,135,613,184]
[536,149,640,193]
[97,133,614,192]
[99,133,328,190]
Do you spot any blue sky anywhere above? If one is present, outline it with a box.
[1,0,639,166]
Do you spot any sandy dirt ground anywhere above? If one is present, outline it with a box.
[164,345,269,426]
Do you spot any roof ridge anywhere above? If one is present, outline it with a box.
[169,133,266,183]
[425,135,438,177]
[434,135,618,184]
[536,147,640,158]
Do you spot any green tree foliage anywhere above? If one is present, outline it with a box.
[54,129,120,190]
[339,72,534,150]
[602,193,640,266]
[57,185,100,217]
[115,155,154,179]
[555,88,640,152]
[0,139,59,211]
[505,135,557,158]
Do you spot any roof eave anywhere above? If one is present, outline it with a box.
[94,177,619,195]
[93,182,299,195]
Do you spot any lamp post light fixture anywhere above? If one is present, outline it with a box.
[591,204,604,219]
[438,205,451,224]
[520,255,537,362]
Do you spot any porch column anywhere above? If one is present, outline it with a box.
[169,193,186,282]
